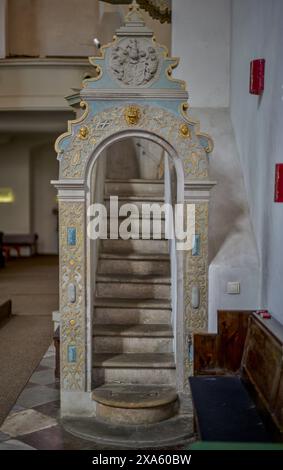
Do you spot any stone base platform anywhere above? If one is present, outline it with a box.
[62,414,194,449]
[93,384,178,425]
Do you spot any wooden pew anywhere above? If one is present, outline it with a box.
[242,314,283,435]
[3,233,38,257]
[190,311,283,443]
[194,310,251,375]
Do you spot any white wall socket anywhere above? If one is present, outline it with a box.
[227,282,241,295]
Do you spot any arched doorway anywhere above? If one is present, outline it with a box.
[85,132,185,410]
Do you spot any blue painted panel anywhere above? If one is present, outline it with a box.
[192,234,201,256]
[68,345,77,363]
[67,227,76,246]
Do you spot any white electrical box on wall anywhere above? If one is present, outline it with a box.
[227,282,241,295]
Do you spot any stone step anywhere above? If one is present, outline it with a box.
[93,353,175,368]
[93,384,178,425]
[98,253,170,276]
[93,367,176,386]
[93,298,172,325]
[93,325,173,354]
[93,324,173,337]
[105,179,164,198]
[105,218,166,238]
[94,308,172,325]
[104,196,165,213]
[94,298,171,309]
[101,239,169,255]
[93,336,173,354]
[93,353,176,385]
[96,274,171,299]
[62,414,193,449]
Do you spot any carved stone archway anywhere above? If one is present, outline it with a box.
[52,2,215,426]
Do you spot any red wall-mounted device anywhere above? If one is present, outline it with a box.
[250,59,265,95]
[275,164,283,203]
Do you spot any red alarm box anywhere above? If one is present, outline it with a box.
[275,164,283,203]
[250,59,265,95]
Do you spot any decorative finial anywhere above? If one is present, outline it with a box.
[130,0,139,10]
[125,0,144,24]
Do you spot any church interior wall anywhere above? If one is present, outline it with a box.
[172,0,261,329]
[0,133,59,254]
[7,0,171,58]
[30,141,58,254]
[172,0,231,108]
[0,135,31,234]
[193,108,260,331]
[230,0,283,325]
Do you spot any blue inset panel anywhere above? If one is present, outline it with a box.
[67,227,77,246]
[68,345,77,363]
[192,234,201,256]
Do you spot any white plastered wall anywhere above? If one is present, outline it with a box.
[230,0,283,325]
[172,0,260,331]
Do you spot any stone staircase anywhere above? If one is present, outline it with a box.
[92,179,178,425]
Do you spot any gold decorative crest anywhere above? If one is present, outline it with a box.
[179,123,191,139]
[79,126,89,140]
[124,105,141,126]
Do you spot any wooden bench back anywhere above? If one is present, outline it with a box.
[194,310,251,375]
[242,314,283,433]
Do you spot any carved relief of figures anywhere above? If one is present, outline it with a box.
[109,39,159,86]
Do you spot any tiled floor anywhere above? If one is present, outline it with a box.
[0,345,191,450]
[0,345,103,450]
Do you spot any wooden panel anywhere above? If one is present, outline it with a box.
[242,315,283,432]
[274,374,283,432]
[194,334,219,375]
[194,310,251,375]
[218,311,250,372]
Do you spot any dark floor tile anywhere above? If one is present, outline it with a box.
[20,425,94,450]
[16,384,59,408]
[46,381,60,391]
[0,439,36,450]
[33,401,60,420]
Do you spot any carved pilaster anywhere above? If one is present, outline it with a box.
[55,182,87,391]
[184,180,216,377]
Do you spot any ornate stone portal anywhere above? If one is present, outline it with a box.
[52,1,215,444]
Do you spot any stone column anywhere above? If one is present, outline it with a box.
[184,180,216,377]
[52,180,95,417]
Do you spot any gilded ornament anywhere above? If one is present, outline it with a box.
[182,102,189,112]
[124,105,141,126]
[180,123,191,138]
[79,126,89,140]
[70,320,76,326]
